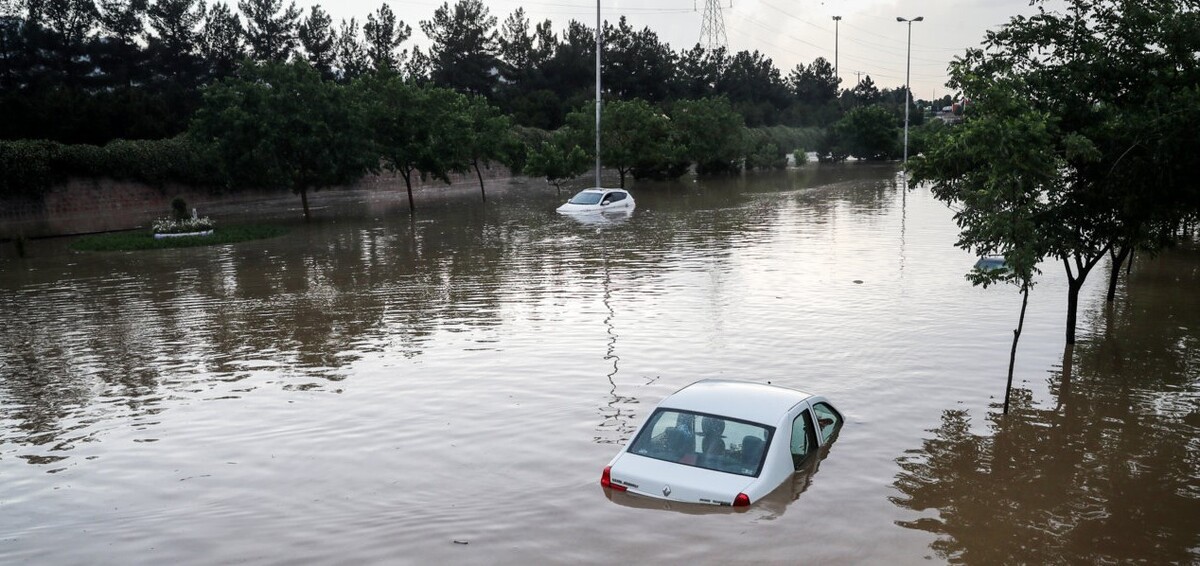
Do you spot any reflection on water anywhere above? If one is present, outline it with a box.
[1,163,1196,564]
[891,248,1200,564]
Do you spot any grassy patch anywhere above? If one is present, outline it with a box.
[70,224,288,251]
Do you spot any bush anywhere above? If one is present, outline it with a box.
[0,140,65,198]
[792,149,809,166]
[0,136,222,199]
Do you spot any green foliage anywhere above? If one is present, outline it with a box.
[0,140,64,197]
[792,149,808,166]
[910,0,1200,343]
[0,137,220,198]
[909,82,1057,290]
[524,135,590,192]
[746,126,820,170]
[826,105,900,161]
[354,75,472,209]
[70,224,288,251]
[421,0,500,97]
[565,98,674,187]
[906,119,950,159]
[457,94,514,196]
[668,97,745,174]
[189,60,370,218]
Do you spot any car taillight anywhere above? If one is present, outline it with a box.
[733,493,751,507]
[600,466,626,491]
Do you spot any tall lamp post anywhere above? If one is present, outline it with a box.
[832,16,841,85]
[896,16,923,165]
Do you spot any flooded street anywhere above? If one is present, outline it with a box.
[1,164,1197,564]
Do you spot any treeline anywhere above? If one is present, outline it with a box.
[0,58,823,219]
[0,0,926,143]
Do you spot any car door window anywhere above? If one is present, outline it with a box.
[790,410,817,469]
[812,402,842,443]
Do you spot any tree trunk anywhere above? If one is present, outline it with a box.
[474,159,486,202]
[1004,281,1030,414]
[401,168,416,212]
[300,187,310,222]
[1065,276,1083,345]
[1062,249,1109,344]
[1106,245,1131,303]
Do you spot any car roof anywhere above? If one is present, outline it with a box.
[578,188,626,194]
[657,379,815,425]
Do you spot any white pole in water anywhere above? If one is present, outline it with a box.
[595,0,602,188]
[897,16,923,165]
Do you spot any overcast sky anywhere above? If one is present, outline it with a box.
[310,0,1066,100]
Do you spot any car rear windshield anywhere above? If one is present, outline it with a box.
[627,409,774,478]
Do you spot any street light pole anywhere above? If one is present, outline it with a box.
[595,0,602,188]
[896,16,923,165]
[832,16,841,86]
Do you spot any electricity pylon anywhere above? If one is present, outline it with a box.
[699,0,728,51]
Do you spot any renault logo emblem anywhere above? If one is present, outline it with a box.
[662,485,672,497]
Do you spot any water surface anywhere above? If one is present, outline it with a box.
[1,164,1196,564]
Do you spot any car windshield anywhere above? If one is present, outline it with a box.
[567,191,604,205]
[627,409,774,478]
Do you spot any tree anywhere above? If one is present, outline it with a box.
[200,2,241,78]
[188,60,369,221]
[146,0,205,84]
[669,96,744,174]
[823,104,899,161]
[602,17,674,103]
[786,57,840,126]
[333,17,367,81]
[239,0,298,62]
[456,94,511,201]
[672,45,726,100]
[913,0,1200,344]
[420,0,498,97]
[909,81,1058,412]
[362,2,409,73]
[846,75,880,107]
[297,5,335,79]
[95,0,146,86]
[355,76,467,211]
[716,50,789,126]
[524,137,589,193]
[40,0,99,86]
[566,98,672,188]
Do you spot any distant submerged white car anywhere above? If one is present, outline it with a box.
[601,379,842,507]
[556,188,635,214]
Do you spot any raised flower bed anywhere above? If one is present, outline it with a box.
[152,216,215,239]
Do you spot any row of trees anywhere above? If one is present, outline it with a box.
[0,60,818,218]
[0,0,925,144]
[910,0,1200,370]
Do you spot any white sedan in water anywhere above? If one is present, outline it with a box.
[601,379,842,507]
[556,188,635,214]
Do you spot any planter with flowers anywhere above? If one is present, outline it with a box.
[152,197,215,238]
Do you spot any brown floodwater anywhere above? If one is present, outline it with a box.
[1,164,1196,564]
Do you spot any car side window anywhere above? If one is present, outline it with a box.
[609,192,626,203]
[812,402,842,443]
[790,410,817,469]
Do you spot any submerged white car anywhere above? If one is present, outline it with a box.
[601,379,842,507]
[556,188,635,214]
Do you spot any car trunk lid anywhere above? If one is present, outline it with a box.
[609,454,755,506]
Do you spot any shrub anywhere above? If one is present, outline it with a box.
[171,197,189,220]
